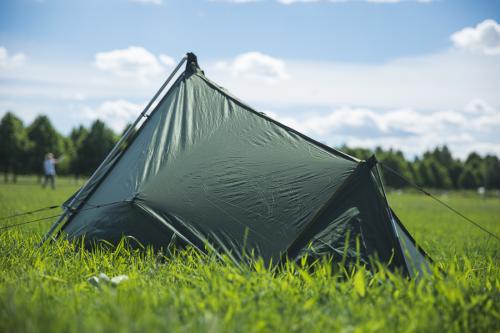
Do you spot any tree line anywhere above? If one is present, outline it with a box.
[340,145,500,190]
[1,111,499,189]
[0,112,117,182]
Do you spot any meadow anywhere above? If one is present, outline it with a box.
[0,178,498,333]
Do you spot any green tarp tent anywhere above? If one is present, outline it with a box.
[46,53,431,277]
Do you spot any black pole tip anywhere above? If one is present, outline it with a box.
[186,52,201,74]
[187,52,198,63]
[365,155,378,169]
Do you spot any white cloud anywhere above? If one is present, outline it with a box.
[0,47,26,69]
[130,0,162,5]
[82,100,143,132]
[159,54,175,67]
[267,101,500,158]
[95,47,175,83]
[215,52,289,82]
[208,50,500,111]
[451,19,500,56]
[464,99,496,115]
[1,40,498,158]
[60,92,86,101]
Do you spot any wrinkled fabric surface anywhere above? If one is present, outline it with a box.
[61,65,429,275]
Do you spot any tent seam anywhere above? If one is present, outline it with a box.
[195,73,360,164]
[372,164,411,275]
[56,73,187,236]
[280,160,365,262]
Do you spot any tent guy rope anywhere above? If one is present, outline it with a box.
[380,162,500,242]
[0,213,63,231]
[0,200,126,232]
[0,205,60,221]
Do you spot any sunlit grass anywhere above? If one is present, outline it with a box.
[0,180,499,333]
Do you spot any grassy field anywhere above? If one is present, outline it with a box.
[0,179,498,333]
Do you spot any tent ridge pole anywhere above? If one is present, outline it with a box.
[39,55,188,247]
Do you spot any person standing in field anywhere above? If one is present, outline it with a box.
[42,153,60,189]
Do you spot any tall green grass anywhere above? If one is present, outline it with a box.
[0,181,499,333]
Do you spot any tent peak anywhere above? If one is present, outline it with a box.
[186,52,202,75]
[365,155,378,169]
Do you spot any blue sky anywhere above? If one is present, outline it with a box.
[2,0,499,62]
[1,0,499,158]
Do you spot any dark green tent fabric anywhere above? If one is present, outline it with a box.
[290,162,406,270]
[59,55,430,276]
[391,209,433,277]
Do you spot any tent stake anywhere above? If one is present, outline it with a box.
[39,55,188,247]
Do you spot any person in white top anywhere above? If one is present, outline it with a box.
[42,153,60,189]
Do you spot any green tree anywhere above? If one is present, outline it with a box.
[416,160,434,188]
[76,120,117,175]
[448,161,464,189]
[407,160,419,186]
[465,152,482,168]
[68,125,89,177]
[57,137,73,175]
[464,152,485,187]
[458,167,480,189]
[26,115,65,175]
[428,145,454,170]
[428,160,452,189]
[483,155,500,189]
[377,149,413,188]
[418,148,453,189]
[0,112,30,182]
[339,145,372,160]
